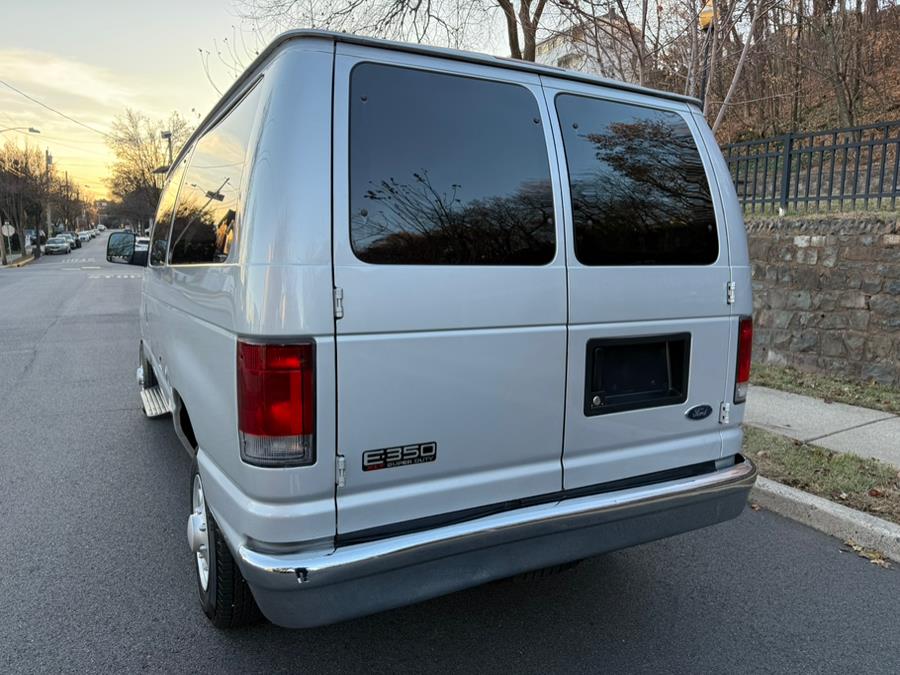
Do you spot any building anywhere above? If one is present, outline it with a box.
[535,15,639,82]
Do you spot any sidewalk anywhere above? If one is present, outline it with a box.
[745,385,900,469]
[0,244,36,268]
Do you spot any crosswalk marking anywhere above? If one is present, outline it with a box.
[88,273,142,279]
[43,257,96,264]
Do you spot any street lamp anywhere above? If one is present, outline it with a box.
[0,126,40,134]
[161,130,173,165]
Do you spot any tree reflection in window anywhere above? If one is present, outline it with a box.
[169,81,261,265]
[350,64,555,265]
[556,95,718,266]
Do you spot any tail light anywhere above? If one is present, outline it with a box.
[734,316,753,403]
[237,341,315,467]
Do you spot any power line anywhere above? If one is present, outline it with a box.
[6,128,110,158]
[0,79,111,139]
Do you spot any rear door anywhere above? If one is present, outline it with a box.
[332,46,568,535]
[543,81,734,489]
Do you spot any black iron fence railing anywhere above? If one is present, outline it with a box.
[723,120,900,213]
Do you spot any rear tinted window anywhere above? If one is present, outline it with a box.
[349,63,555,265]
[555,95,718,266]
[169,81,261,265]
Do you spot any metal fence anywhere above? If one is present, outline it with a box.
[723,120,900,213]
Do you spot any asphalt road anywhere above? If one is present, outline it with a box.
[1,235,898,674]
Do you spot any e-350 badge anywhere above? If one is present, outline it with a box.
[362,442,437,472]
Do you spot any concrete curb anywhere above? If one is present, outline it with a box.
[1,255,35,268]
[752,476,900,562]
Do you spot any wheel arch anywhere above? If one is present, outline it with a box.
[172,389,199,457]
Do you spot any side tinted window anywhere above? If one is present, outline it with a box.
[169,81,262,265]
[350,64,555,265]
[556,95,718,266]
[150,160,186,266]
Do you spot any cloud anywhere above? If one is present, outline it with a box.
[0,49,198,199]
[0,49,139,126]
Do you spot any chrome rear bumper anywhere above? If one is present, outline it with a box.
[237,456,756,628]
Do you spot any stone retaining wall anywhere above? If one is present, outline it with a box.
[748,215,900,385]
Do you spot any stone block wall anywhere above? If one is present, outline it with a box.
[748,216,900,385]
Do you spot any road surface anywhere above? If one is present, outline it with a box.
[1,234,897,673]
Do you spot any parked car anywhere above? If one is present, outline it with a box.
[58,233,79,250]
[44,236,71,255]
[107,30,756,630]
[98,224,106,232]
[79,232,91,243]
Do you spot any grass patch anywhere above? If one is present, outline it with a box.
[744,426,900,525]
[752,363,900,415]
[743,210,899,222]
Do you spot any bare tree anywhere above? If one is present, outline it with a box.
[107,109,192,228]
[212,0,899,144]
[240,0,551,60]
[712,0,769,131]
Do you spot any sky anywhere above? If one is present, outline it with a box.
[0,0,268,199]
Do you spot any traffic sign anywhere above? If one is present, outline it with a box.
[0,224,14,237]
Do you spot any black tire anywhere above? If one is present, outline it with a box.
[191,463,262,628]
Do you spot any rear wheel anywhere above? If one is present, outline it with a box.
[189,464,262,628]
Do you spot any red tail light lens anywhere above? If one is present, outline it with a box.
[734,316,753,403]
[237,341,315,467]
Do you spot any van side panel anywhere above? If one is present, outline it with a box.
[147,43,338,545]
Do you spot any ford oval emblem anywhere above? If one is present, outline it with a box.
[686,405,713,421]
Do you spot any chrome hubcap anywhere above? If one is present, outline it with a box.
[189,475,210,591]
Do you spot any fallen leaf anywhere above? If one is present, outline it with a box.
[750,502,762,511]
[843,540,892,568]
[868,488,883,497]
[839,492,849,500]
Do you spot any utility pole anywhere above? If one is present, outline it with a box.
[42,149,52,248]
[64,171,70,229]
[698,0,715,109]
[0,220,7,266]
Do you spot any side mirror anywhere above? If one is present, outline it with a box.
[107,231,146,266]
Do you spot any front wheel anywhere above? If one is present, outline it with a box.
[189,464,262,628]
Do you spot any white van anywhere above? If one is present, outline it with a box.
[107,30,756,629]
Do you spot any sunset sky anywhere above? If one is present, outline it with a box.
[0,0,268,199]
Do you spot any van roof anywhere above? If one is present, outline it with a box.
[175,29,701,171]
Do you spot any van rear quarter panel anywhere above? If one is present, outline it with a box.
[148,42,338,544]
[690,108,753,442]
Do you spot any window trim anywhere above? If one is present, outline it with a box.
[347,60,558,267]
[553,91,720,268]
[166,76,264,268]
